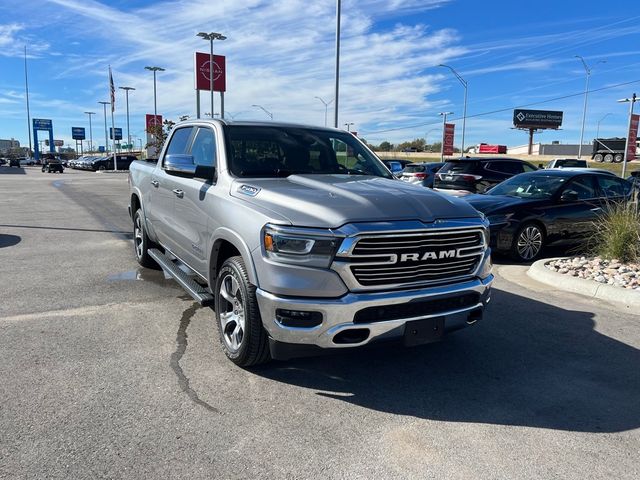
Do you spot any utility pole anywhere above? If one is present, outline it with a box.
[119,87,135,151]
[334,0,341,128]
[84,111,95,152]
[98,101,110,153]
[619,93,637,179]
[24,46,33,158]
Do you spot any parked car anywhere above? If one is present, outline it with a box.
[382,159,413,177]
[465,169,633,261]
[401,162,445,188]
[8,158,21,167]
[91,154,138,171]
[433,157,538,195]
[19,158,35,166]
[545,158,588,169]
[41,157,64,173]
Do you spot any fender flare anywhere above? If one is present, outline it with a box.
[208,227,259,287]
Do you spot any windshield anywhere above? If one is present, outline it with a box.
[488,173,567,199]
[439,161,479,174]
[224,125,392,178]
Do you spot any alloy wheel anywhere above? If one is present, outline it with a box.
[134,215,144,259]
[517,225,543,260]
[217,273,246,353]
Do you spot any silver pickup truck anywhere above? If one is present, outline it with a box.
[128,120,493,366]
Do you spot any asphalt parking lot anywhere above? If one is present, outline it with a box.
[1,165,639,479]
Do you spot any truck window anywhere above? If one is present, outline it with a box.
[190,127,216,167]
[166,127,194,156]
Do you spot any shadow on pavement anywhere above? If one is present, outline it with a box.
[0,234,21,248]
[0,166,27,175]
[255,288,640,433]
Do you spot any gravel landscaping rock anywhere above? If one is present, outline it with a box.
[546,256,640,290]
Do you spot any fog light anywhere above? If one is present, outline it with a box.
[275,309,323,328]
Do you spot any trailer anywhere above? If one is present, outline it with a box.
[592,137,626,163]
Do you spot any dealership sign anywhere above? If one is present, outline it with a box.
[72,127,86,140]
[513,109,563,129]
[194,52,226,92]
[628,114,639,161]
[443,123,455,156]
[33,118,53,130]
[145,114,163,131]
[109,127,123,140]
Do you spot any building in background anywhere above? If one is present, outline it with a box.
[0,138,20,154]
[508,142,590,156]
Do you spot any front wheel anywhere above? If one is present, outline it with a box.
[511,222,545,262]
[214,256,270,367]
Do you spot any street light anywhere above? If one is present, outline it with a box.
[252,104,273,120]
[144,66,165,119]
[314,96,334,127]
[344,122,354,132]
[197,32,226,120]
[575,55,606,158]
[439,111,453,161]
[98,101,110,153]
[439,64,468,155]
[119,86,135,151]
[84,111,95,152]
[596,113,612,139]
[618,93,637,178]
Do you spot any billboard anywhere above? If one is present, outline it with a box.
[54,140,64,147]
[33,118,53,130]
[109,127,123,140]
[443,123,455,156]
[194,52,226,92]
[513,109,563,129]
[72,127,86,140]
[146,114,163,131]
[628,114,639,161]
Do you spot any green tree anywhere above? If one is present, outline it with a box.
[145,119,176,154]
[378,141,393,152]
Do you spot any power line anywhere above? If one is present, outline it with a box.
[361,77,640,136]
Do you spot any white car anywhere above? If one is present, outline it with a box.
[545,158,588,169]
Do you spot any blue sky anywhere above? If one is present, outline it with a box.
[1,0,640,151]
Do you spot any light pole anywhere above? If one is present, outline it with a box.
[197,32,226,120]
[98,101,110,153]
[252,104,273,120]
[315,96,333,127]
[596,113,612,139]
[439,111,453,161]
[344,122,354,132]
[618,93,637,179]
[439,64,467,155]
[144,66,164,119]
[119,86,135,151]
[84,111,95,152]
[575,55,606,158]
[334,0,341,128]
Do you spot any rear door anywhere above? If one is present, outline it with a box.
[169,125,218,273]
[548,175,600,242]
[149,126,196,249]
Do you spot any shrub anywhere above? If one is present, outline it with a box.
[590,200,640,263]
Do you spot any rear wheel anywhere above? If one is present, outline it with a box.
[511,222,545,262]
[604,153,614,163]
[593,154,604,162]
[614,153,624,163]
[214,256,270,367]
[133,209,159,269]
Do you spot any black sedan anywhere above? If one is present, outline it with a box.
[465,169,632,261]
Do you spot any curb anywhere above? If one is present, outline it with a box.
[527,257,640,309]
[95,170,129,174]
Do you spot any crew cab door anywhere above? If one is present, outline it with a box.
[548,175,600,242]
[168,125,218,274]
[151,126,196,249]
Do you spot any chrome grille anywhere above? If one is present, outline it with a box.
[340,228,485,288]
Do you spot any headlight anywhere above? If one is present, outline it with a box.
[262,225,340,268]
[486,213,513,225]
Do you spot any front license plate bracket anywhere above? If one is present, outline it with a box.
[403,317,445,346]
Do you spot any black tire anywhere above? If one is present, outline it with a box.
[214,256,270,367]
[133,208,160,269]
[604,153,614,163]
[614,153,623,163]
[593,154,603,163]
[510,222,545,262]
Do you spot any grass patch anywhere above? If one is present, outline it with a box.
[591,200,640,263]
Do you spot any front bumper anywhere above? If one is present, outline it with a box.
[256,275,493,350]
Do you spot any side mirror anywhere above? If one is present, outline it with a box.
[538,163,544,169]
[165,154,196,176]
[560,190,579,202]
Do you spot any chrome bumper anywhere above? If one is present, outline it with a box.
[256,275,493,349]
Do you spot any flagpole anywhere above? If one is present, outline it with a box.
[109,66,118,170]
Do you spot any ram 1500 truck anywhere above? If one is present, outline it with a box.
[128,120,493,366]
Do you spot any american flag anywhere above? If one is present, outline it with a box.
[109,66,115,112]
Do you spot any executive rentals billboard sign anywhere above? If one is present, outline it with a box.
[513,109,563,129]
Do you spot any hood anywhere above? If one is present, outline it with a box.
[465,194,532,214]
[230,174,480,228]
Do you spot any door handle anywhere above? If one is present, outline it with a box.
[172,189,184,198]
[150,180,159,188]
